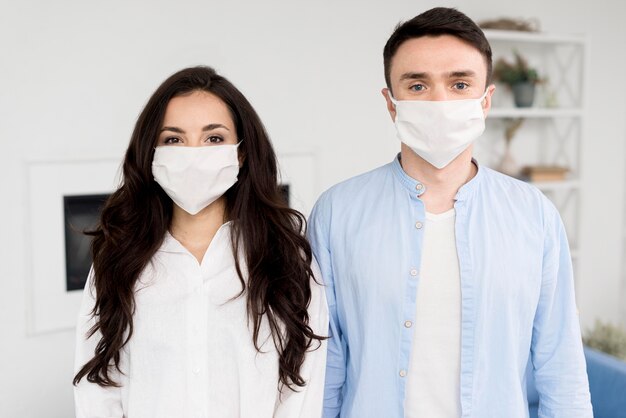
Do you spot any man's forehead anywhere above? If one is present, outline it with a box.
[391,37,488,78]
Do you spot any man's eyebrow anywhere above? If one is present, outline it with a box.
[399,72,430,81]
[448,70,477,78]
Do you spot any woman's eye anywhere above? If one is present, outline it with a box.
[163,137,181,144]
[454,82,469,90]
[409,84,425,92]
[206,135,224,143]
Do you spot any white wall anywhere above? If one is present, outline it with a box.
[1,0,625,416]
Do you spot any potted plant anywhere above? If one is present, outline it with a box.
[493,52,542,107]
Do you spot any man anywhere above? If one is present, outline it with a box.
[308,7,592,418]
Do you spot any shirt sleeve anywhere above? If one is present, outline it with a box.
[74,268,126,418]
[273,261,329,418]
[531,204,593,418]
[307,195,346,418]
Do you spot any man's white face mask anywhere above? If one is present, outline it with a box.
[389,90,488,169]
[152,143,240,215]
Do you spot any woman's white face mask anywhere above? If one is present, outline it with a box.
[389,90,488,169]
[152,143,240,215]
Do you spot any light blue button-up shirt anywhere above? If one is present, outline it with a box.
[307,155,592,418]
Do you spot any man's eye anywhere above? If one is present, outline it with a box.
[207,135,224,143]
[410,84,425,91]
[454,82,469,90]
[164,137,181,144]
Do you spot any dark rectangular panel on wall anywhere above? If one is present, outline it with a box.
[64,194,110,291]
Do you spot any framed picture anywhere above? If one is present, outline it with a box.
[26,158,121,334]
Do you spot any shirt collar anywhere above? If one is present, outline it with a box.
[159,231,187,254]
[158,221,233,254]
[390,153,482,202]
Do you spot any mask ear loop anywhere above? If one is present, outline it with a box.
[388,91,398,106]
[476,89,490,109]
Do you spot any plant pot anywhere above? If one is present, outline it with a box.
[512,82,536,108]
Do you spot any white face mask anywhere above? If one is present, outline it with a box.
[152,143,240,215]
[390,90,488,169]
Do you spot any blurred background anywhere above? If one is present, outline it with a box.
[1,0,625,416]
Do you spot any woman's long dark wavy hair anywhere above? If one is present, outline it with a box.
[73,66,324,390]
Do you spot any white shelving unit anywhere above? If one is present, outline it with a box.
[482,29,588,280]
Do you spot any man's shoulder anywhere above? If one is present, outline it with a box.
[479,165,559,220]
[481,165,544,197]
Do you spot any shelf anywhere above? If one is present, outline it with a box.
[483,29,586,45]
[489,108,583,118]
[530,179,580,192]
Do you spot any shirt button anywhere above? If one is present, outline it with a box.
[399,369,407,377]
[416,183,424,191]
[415,221,423,229]
[410,269,418,277]
[404,320,413,328]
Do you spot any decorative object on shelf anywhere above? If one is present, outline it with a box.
[520,165,569,182]
[478,17,540,32]
[493,52,542,107]
[584,320,626,361]
[498,117,524,177]
[542,84,559,108]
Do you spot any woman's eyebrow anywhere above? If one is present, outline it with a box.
[202,123,230,132]
[160,126,184,133]
[160,124,230,133]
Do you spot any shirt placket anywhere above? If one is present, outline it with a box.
[397,182,427,406]
[187,261,208,418]
[454,197,475,418]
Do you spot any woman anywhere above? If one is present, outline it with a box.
[73,66,328,418]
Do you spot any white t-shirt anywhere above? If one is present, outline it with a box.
[404,209,462,418]
[74,222,328,418]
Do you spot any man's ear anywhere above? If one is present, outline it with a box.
[482,84,496,118]
[382,88,396,122]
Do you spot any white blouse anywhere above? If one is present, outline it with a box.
[74,222,328,418]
